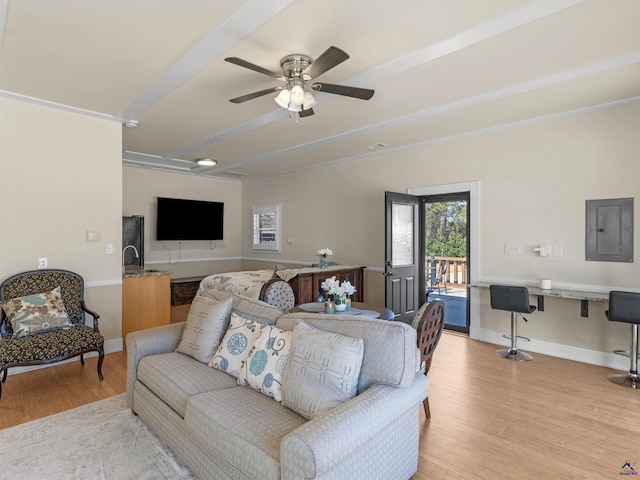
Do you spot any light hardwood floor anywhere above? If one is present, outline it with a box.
[2,313,639,479]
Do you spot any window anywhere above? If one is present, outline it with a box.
[252,203,282,253]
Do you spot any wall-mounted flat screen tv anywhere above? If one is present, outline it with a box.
[156,197,224,241]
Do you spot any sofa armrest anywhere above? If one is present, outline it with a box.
[125,322,185,410]
[280,373,427,480]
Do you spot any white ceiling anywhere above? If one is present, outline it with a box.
[1,0,639,181]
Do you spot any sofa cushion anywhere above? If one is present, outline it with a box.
[185,387,306,480]
[281,321,364,419]
[197,290,282,324]
[277,312,417,393]
[210,313,262,378]
[238,324,292,402]
[137,351,237,417]
[175,296,232,363]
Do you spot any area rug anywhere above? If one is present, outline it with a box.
[0,394,197,480]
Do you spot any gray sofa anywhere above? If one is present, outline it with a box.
[126,293,426,480]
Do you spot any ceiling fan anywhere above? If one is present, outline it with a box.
[225,46,374,118]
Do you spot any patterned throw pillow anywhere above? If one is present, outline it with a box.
[238,325,292,402]
[1,287,71,338]
[209,313,262,378]
[175,296,233,363]
[282,321,364,420]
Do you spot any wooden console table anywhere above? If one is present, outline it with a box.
[279,265,365,305]
[470,282,608,317]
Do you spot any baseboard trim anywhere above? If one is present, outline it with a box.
[6,337,123,377]
[472,326,629,372]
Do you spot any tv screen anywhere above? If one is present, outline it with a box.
[156,197,224,241]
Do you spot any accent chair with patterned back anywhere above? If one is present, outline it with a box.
[0,269,104,399]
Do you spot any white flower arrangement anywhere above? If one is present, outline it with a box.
[316,248,333,258]
[320,276,356,298]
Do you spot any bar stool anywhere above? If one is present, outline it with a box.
[606,291,640,388]
[490,285,536,361]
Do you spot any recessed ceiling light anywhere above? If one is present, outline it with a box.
[195,158,217,166]
[367,143,387,150]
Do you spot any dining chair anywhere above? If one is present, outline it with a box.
[412,299,446,418]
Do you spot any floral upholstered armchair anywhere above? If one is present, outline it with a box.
[0,269,104,399]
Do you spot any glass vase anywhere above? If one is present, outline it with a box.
[334,294,347,311]
[319,256,328,268]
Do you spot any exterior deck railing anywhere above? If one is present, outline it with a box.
[426,256,467,288]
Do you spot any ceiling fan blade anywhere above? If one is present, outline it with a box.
[314,82,375,100]
[303,46,349,79]
[225,57,283,79]
[229,87,280,104]
[299,108,314,118]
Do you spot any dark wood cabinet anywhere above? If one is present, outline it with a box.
[287,266,365,304]
[170,276,205,305]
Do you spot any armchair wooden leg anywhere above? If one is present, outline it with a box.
[97,350,104,381]
[423,397,431,419]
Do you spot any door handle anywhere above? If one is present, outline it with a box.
[383,272,394,277]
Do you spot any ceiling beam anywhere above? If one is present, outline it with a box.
[115,0,295,122]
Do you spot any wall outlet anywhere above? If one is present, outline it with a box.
[504,244,521,254]
[106,243,114,254]
[38,257,47,269]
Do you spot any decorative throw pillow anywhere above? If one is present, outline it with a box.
[209,313,262,378]
[175,296,233,363]
[238,325,292,402]
[1,287,71,339]
[282,321,364,420]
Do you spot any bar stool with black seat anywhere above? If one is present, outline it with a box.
[606,291,640,388]
[490,284,536,361]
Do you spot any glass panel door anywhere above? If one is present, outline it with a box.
[423,193,470,333]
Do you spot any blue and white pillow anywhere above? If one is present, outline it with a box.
[238,325,292,402]
[209,313,262,378]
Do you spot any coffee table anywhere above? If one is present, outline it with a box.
[292,302,395,320]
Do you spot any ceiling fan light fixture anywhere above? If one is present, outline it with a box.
[287,103,302,112]
[274,89,291,108]
[195,158,217,166]
[289,85,305,106]
[302,91,317,110]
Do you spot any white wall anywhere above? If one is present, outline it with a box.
[0,98,123,348]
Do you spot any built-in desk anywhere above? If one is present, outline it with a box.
[470,282,608,317]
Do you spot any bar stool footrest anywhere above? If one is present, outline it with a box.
[501,334,530,342]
